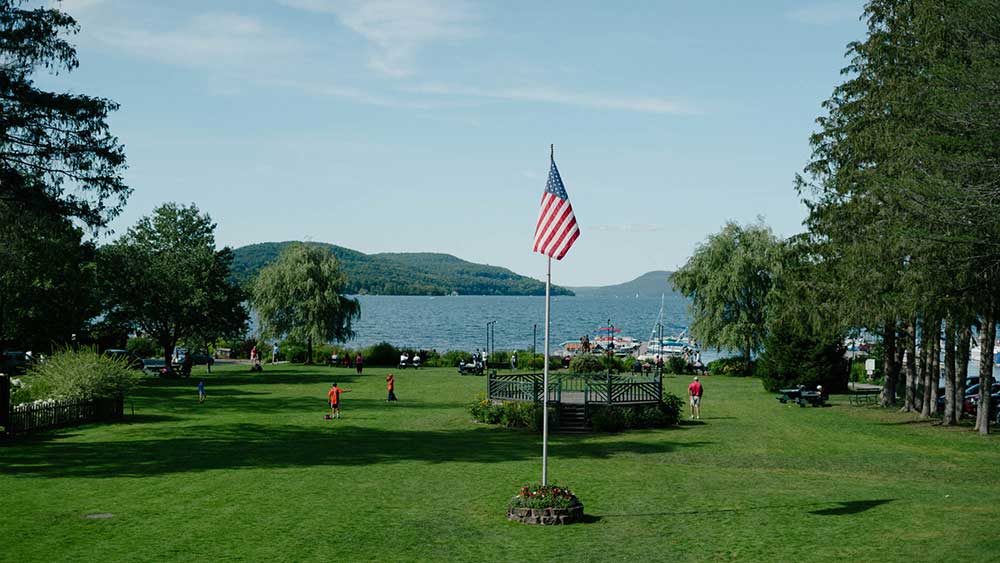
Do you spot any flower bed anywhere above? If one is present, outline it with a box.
[507,484,584,525]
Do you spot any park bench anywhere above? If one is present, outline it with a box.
[849,389,880,406]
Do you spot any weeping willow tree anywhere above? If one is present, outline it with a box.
[672,221,783,367]
[251,243,361,363]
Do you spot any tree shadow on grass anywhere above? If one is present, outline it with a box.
[595,498,895,519]
[808,499,895,515]
[0,423,712,479]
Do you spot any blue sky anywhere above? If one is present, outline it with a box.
[43,0,865,286]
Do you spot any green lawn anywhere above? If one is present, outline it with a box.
[2,364,998,562]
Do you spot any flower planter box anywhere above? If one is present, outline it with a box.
[507,499,584,525]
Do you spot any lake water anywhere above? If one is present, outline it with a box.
[348,294,694,355]
[343,295,999,379]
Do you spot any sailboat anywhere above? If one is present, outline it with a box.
[638,295,699,361]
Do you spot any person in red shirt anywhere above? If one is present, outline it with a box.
[386,373,398,402]
[687,376,703,419]
[328,383,352,419]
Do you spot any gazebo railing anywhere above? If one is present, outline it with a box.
[488,372,660,405]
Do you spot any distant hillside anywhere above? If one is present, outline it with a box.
[570,271,677,298]
[231,242,573,296]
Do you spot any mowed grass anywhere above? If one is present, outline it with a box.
[2,364,999,562]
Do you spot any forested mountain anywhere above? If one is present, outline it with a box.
[231,242,573,296]
[570,271,676,297]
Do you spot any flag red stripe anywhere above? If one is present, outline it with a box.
[539,203,571,255]
[541,205,573,255]
[548,214,577,257]
[534,193,557,237]
[534,198,565,251]
[554,227,580,260]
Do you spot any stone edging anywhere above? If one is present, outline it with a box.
[507,499,584,525]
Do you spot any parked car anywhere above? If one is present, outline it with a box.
[103,349,145,370]
[963,383,1000,417]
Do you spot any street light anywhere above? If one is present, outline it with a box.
[607,318,614,375]
[486,320,496,371]
[533,323,537,371]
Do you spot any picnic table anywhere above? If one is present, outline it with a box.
[776,387,827,407]
[849,388,880,406]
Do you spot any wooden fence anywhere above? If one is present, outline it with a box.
[488,372,661,405]
[2,376,125,437]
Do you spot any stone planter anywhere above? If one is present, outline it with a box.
[507,498,584,525]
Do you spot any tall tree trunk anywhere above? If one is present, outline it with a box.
[919,317,932,418]
[895,323,908,402]
[976,313,995,434]
[162,336,176,369]
[880,318,898,407]
[956,325,971,422]
[929,320,940,418]
[943,318,957,425]
[903,317,918,412]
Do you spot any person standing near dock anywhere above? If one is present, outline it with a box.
[688,376,703,419]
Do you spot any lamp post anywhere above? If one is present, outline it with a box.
[607,318,614,375]
[532,323,537,367]
[486,320,496,372]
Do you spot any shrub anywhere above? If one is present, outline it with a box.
[500,401,537,428]
[589,394,681,432]
[569,353,605,374]
[281,341,309,363]
[468,395,555,430]
[125,336,158,358]
[363,341,399,367]
[25,347,142,402]
[667,356,690,375]
[312,344,335,365]
[707,356,755,377]
[590,406,626,432]
[508,484,578,509]
[431,350,471,367]
[548,355,563,371]
[469,393,500,423]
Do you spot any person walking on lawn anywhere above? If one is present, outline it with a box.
[386,373,398,402]
[328,382,352,419]
[198,380,206,403]
[355,353,364,375]
[688,376,703,419]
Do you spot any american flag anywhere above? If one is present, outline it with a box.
[533,156,580,260]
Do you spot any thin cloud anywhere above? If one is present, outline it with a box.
[786,2,861,25]
[277,0,478,77]
[91,12,304,70]
[407,83,700,115]
[268,78,448,109]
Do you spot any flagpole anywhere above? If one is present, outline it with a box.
[542,254,551,486]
